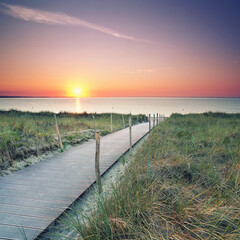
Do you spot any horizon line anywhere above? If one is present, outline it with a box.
[0,96,240,98]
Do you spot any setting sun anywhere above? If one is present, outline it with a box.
[65,85,89,97]
[73,87,82,97]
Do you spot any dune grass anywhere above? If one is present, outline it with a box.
[67,112,240,239]
[0,110,146,173]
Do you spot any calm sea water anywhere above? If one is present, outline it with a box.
[0,97,240,117]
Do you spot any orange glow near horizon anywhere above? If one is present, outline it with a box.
[1,40,239,97]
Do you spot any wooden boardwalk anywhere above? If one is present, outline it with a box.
[0,123,149,239]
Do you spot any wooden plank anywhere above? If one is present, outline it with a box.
[0,186,81,200]
[0,195,67,210]
[0,123,149,239]
[0,178,88,190]
[0,225,39,240]
[0,204,61,219]
[0,213,50,230]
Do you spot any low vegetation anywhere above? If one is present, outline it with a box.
[68,112,240,239]
[0,110,146,174]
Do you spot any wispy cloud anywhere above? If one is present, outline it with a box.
[126,69,157,74]
[1,2,155,43]
[136,69,156,73]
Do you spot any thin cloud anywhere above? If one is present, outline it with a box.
[1,2,155,43]
[126,69,157,74]
[137,69,156,73]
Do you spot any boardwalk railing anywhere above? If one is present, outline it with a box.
[148,113,165,131]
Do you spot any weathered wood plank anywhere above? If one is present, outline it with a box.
[0,224,39,240]
[0,204,61,219]
[0,213,50,230]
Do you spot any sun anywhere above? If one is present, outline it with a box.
[73,87,82,97]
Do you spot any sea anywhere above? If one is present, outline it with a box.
[0,97,240,117]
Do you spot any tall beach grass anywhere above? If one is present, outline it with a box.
[66,112,240,239]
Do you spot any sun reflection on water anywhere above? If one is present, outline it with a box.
[75,98,82,113]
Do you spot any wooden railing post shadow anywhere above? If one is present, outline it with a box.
[54,113,63,150]
[95,130,102,194]
[129,116,132,155]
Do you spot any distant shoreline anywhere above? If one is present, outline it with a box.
[0,96,240,99]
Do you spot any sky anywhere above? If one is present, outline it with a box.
[0,0,239,97]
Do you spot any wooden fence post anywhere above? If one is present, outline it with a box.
[36,134,40,157]
[149,114,151,131]
[122,115,125,128]
[6,150,11,163]
[92,115,96,134]
[153,114,155,127]
[110,113,113,132]
[54,114,63,150]
[95,130,102,194]
[129,116,132,155]
[156,113,159,125]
